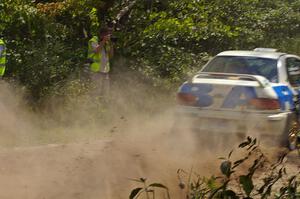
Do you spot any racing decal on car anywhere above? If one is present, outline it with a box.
[179,83,257,109]
[272,86,294,110]
[222,86,256,108]
[179,83,213,107]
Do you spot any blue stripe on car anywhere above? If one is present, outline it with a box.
[272,86,294,110]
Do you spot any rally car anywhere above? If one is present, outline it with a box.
[176,48,300,149]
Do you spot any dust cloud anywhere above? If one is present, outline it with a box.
[0,81,39,147]
[0,73,297,199]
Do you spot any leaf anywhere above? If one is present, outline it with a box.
[232,157,248,169]
[128,178,144,183]
[248,156,264,177]
[239,140,251,148]
[223,190,238,198]
[288,176,296,185]
[206,176,218,190]
[140,178,147,183]
[149,183,168,189]
[247,136,252,143]
[247,138,257,150]
[261,184,272,198]
[228,150,234,159]
[258,176,273,194]
[278,187,288,198]
[129,187,143,199]
[220,161,232,177]
[277,152,288,164]
[239,175,254,197]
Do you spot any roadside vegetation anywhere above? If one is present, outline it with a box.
[130,137,300,199]
[2,0,300,104]
[1,0,300,197]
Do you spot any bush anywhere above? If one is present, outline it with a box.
[116,0,300,89]
[0,0,111,102]
[130,137,300,199]
[3,0,300,103]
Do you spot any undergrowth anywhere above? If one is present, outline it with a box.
[130,137,300,199]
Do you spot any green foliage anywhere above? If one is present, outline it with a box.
[130,137,300,199]
[3,0,300,102]
[0,0,108,102]
[220,161,232,178]
[116,0,300,87]
[129,178,170,199]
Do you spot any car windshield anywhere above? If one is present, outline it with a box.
[202,56,278,82]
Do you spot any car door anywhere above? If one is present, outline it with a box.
[284,56,300,113]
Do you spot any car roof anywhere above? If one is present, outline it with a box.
[217,50,287,59]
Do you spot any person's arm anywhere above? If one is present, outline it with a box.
[100,35,114,58]
[91,41,100,53]
[0,44,5,57]
[109,42,114,58]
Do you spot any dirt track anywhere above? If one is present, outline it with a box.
[0,140,117,199]
[0,136,298,199]
[0,138,181,199]
[0,82,299,199]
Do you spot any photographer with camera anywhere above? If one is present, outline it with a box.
[87,27,114,98]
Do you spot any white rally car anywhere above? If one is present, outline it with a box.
[176,48,300,149]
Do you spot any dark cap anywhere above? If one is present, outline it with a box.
[99,27,110,35]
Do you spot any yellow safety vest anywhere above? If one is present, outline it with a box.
[0,39,6,76]
[88,36,111,73]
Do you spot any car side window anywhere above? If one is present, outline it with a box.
[286,57,300,87]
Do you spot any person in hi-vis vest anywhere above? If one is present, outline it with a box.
[0,38,6,78]
[88,27,114,97]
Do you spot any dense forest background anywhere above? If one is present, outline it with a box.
[2,0,300,104]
